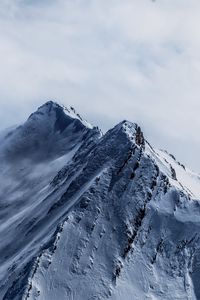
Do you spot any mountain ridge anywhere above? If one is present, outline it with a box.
[0,101,200,300]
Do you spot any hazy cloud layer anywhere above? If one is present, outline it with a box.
[0,0,200,171]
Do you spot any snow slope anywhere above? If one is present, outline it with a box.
[0,103,200,300]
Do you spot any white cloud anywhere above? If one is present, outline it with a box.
[0,0,200,171]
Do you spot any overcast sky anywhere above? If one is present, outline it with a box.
[0,0,200,172]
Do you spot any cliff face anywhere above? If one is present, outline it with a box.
[1,102,200,300]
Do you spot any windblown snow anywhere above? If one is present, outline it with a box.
[0,101,200,300]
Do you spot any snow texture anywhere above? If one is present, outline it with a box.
[0,102,200,300]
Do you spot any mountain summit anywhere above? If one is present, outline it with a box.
[0,101,99,162]
[0,102,200,300]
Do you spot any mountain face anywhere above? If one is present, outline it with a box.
[0,102,200,300]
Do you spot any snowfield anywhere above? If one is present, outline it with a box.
[0,101,200,300]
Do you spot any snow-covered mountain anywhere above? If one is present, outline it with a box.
[1,101,200,300]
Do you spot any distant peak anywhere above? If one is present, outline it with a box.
[35,100,61,115]
[43,100,56,106]
[38,100,61,111]
[32,101,94,130]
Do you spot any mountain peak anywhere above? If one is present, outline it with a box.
[1,101,100,162]
[39,100,58,108]
[34,100,94,130]
[113,120,145,147]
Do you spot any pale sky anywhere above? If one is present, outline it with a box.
[0,0,200,172]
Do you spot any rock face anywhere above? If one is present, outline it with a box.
[0,102,200,300]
